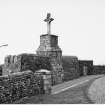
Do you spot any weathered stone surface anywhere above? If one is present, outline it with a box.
[0,70,44,104]
[3,55,21,75]
[2,54,52,76]
[62,56,80,81]
[36,34,64,85]
[79,60,93,76]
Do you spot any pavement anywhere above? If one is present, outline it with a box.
[88,76,105,104]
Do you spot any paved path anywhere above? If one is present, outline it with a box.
[88,76,105,104]
[14,74,104,104]
[52,75,104,94]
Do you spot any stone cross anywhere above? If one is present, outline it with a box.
[44,13,54,35]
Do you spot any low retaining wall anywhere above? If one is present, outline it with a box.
[93,65,105,74]
[0,70,44,104]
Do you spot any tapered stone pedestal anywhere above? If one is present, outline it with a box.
[36,34,64,85]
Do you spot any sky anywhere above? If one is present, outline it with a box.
[0,0,105,65]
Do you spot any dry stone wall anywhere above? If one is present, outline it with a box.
[0,70,44,104]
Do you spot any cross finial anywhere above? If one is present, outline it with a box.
[44,13,54,35]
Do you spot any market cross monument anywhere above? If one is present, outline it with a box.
[36,13,64,85]
[44,13,54,35]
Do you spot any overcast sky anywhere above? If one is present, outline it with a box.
[0,0,105,65]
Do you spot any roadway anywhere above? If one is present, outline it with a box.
[14,74,104,104]
[52,74,104,95]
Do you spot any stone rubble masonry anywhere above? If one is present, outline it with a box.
[2,53,52,76]
[0,70,44,104]
[3,55,21,75]
[36,34,64,85]
[2,33,64,85]
[62,56,80,81]
[78,60,93,76]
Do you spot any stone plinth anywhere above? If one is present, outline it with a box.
[36,34,64,85]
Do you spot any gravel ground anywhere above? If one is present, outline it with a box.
[88,77,105,104]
